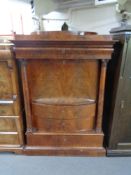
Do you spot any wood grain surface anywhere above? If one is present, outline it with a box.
[12,32,115,156]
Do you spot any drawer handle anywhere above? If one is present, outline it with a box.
[0,95,17,105]
[0,100,14,104]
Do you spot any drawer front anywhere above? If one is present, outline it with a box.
[32,103,96,132]
[33,116,94,132]
[0,61,13,99]
[0,134,19,145]
[0,118,17,132]
[0,104,14,116]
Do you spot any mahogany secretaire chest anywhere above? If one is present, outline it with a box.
[11,32,114,156]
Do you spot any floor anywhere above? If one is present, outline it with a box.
[0,154,131,175]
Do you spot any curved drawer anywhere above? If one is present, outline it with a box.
[32,103,96,132]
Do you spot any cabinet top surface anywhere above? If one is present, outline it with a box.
[11,32,115,60]
[12,31,115,47]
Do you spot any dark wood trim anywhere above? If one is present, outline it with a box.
[107,149,131,157]
[96,60,108,132]
[20,60,33,132]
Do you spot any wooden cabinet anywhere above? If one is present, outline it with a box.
[104,31,131,156]
[12,32,114,156]
[0,43,23,153]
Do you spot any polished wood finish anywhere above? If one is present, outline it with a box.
[0,43,24,153]
[96,60,108,132]
[104,32,131,156]
[12,31,114,156]
[23,146,105,156]
[0,117,17,132]
[31,103,96,132]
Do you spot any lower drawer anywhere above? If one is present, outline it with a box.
[0,117,17,132]
[0,133,19,145]
[34,117,94,132]
[0,104,15,116]
[32,103,96,132]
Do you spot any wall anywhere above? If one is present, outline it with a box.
[43,2,131,34]
[69,3,131,34]
[69,4,119,34]
[0,0,32,35]
[43,10,69,31]
[34,0,58,16]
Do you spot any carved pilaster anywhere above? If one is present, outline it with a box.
[96,59,109,132]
